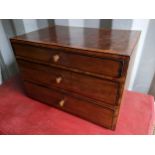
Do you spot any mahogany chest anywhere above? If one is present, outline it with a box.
[10,25,140,130]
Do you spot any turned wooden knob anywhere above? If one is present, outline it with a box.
[56,77,62,84]
[53,54,60,62]
[59,99,65,107]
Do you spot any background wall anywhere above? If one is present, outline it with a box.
[0,19,155,97]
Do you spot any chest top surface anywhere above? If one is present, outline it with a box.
[11,25,140,56]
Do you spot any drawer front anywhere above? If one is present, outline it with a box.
[12,43,123,78]
[24,81,114,129]
[50,50,123,78]
[12,43,52,62]
[18,60,118,105]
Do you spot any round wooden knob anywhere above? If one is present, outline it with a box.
[53,54,60,62]
[56,77,62,84]
[59,99,65,107]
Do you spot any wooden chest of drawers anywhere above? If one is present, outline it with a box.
[10,25,140,130]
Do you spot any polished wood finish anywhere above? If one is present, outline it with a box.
[18,60,118,106]
[10,25,140,130]
[12,43,124,78]
[24,81,114,129]
[11,25,140,56]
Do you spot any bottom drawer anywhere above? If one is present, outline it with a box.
[23,81,115,129]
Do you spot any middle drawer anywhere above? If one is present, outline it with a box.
[18,60,119,105]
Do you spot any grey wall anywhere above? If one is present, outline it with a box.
[133,20,155,93]
[129,19,150,91]
[0,20,16,80]
[112,19,133,30]
[54,19,133,29]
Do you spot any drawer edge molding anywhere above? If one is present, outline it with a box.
[16,56,126,82]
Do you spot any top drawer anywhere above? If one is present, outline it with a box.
[12,43,52,62]
[12,43,124,78]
